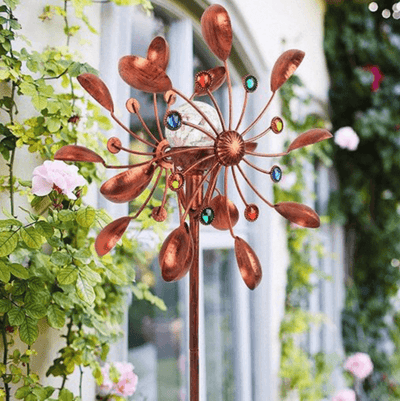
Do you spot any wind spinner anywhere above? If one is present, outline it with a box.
[54,4,332,399]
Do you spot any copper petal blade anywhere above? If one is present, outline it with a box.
[95,216,131,257]
[159,223,193,282]
[270,49,305,92]
[54,145,105,164]
[118,56,172,93]
[274,202,320,228]
[100,163,155,203]
[147,36,170,71]
[234,236,262,290]
[210,195,239,231]
[77,73,114,112]
[244,142,258,152]
[195,66,226,96]
[287,129,333,152]
[201,5,232,61]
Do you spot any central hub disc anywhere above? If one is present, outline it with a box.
[215,130,245,166]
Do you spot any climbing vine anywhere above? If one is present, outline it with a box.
[277,74,334,400]
[324,0,400,398]
[0,1,165,400]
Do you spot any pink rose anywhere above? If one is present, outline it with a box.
[99,362,138,398]
[332,389,356,401]
[344,352,374,380]
[334,127,360,151]
[32,160,86,200]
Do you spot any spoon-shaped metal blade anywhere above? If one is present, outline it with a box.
[118,55,172,93]
[100,163,155,203]
[159,223,193,282]
[287,129,333,152]
[234,236,262,290]
[210,195,239,231]
[77,73,114,112]
[147,36,170,71]
[54,145,105,165]
[201,4,232,61]
[270,49,305,92]
[195,66,226,96]
[274,202,320,228]
[95,216,131,256]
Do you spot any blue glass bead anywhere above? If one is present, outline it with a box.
[200,208,214,225]
[271,166,282,183]
[165,111,182,131]
[244,75,258,93]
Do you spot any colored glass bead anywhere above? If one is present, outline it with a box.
[244,204,259,222]
[271,165,282,183]
[243,75,258,93]
[271,116,284,134]
[196,71,212,89]
[200,208,214,225]
[168,172,184,192]
[165,111,182,131]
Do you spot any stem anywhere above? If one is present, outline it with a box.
[9,148,15,217]
[2,322,10,401]
[26,345,30,376]
[60,318,73,391]
[64,0,70,47]
[79,365,83,399]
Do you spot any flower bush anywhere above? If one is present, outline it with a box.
[344,353,374,381]
[0,1,165,401]
[32,161,86,200]
[332,389,356,401]
[99,362,138,400]
[333,127,360,151]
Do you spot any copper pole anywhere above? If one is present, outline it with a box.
[186,173,203,401]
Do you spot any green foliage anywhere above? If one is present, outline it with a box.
[277,75,334,400]
[0,1,163,400]
[324,1,400,398]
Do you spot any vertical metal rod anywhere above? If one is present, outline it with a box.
[186,174,203,401]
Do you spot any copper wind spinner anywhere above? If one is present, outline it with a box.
[54,4,332,399]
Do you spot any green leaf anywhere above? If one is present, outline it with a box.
[76,274,95,304]
[0,219,22,228]
[32,386,48,400]
[25,302,47,320]
[19,316,38,345]
[79,266,101,285]
[35,221,54,239]
[50,251,72,266]
[57,266,78,285]
[31,93,47,111]
[58,388,74,401]
[0,231,18,257]
[9,263,29,279]
[0,261,10,282]
[47,304,65,329]
[58,210,75,222]
[76,206,95,227]
[46,117,61,133]
[15,385,31,399]
[53,292,73,309]
[0,299,12,313]
[8,307,25,326]
[21,227,43,249]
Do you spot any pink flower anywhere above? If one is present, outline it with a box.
[344,352,374,380]
[334,127,360,151]
[332,389,356,401]
[99,362,138,398]
[32,160,86,200]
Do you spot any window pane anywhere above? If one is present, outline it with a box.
[203,249,236,400]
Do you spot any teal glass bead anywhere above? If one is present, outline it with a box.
[271,165,282,183]
[200,208,214,225]
[165,111,182,131]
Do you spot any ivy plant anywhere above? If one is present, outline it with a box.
[0,1,166,401]
[325,0,400,398]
